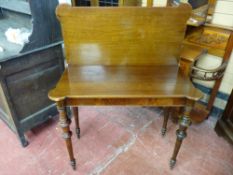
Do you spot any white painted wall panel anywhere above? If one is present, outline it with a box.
[220,52,233,93]
[153,0,167,6]
[212,13,233,27]
[142,0,168,7]
[219,72,233,93]
[215,0,233,15]
[225,52,233,74]
[211,0,233,27]
[59,0,72,4]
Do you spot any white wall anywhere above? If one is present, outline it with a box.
[220,53,233,94]
[212,0,233,27]
[58,0,72,4]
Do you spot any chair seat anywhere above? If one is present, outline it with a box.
[49,65,202,104]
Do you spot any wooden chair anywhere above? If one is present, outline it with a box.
[49,4,202,170]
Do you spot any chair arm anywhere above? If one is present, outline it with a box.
[190,62,228,81]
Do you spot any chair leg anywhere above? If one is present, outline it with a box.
[161,107,170,136]
[72,107,81,139]
[57,101,76,170]
[170,107,192,169]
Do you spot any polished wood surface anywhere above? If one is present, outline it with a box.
[161,107,171,136]
[49,4,203,170]
[183,26,231,57]
[187,4,209,27]
[208,0,217,15]
[56,4,191,66]
[170,106,192,168]
[72,107,80,139]
[57,101,76,169]
[49,65,202,103]
[179,45,207,76]
[180,45,207,62]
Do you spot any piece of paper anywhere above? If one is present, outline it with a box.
[5,27,31,45]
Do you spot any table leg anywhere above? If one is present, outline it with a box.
[57,101,76,170]
[72,107,81,139]
[170,107,192,169]
[161,107,170,136]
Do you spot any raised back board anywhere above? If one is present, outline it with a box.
[56,4,191,66]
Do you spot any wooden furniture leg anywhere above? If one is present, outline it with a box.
[72,107,81,139]
[161,107,170,136]
[170,107,192,169]
[57,101,76,170]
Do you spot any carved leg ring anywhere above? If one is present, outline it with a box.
[72,107,81,139]
[57,102,76,170]
[161,107,170,136]
[170,115,191,169]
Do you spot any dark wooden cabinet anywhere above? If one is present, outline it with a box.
[0,0,64,147]
[215,89,233,144]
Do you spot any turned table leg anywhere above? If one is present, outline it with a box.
[161,107,170,136]
[170,107,192,169]
[72,107,81,139]
[57,101,76,170]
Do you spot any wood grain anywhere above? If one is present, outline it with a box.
[49,4,203,170]
[49,65,202,103]
[56,4,191,66]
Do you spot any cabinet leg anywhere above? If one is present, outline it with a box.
[161,107,170,136]
[57,101,76,170]
[170,107,191,169]
[18,131,29,147]
[72,107,80,139]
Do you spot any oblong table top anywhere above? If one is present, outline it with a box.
[49,65,203,104]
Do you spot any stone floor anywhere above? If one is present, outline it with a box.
[0,107,232,175]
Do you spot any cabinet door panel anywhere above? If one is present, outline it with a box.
[6,60,62,120]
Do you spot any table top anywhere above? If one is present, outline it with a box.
[49,65,203,102]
